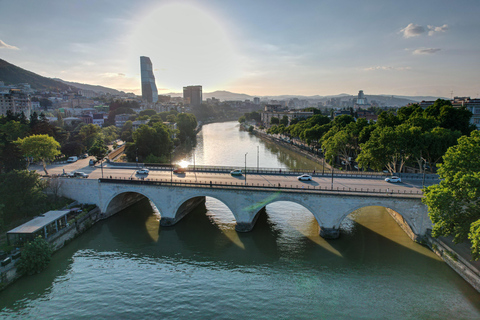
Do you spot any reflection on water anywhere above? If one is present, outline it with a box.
[179,121,324,171]
[1,122,480,319]
[1,197,480,319]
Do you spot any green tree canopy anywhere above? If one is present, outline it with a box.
[88,138,109,162]
[176,113,197,142]
[15,134,61,174]
[0,170,46,223]
[16,236,53,275]
[126,122,173,162]
[139,109,157,117]
[270,117,279,125]
[79,124,101,151]
[423,131,480,259]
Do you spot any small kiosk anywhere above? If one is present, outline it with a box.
[7,209,75,246]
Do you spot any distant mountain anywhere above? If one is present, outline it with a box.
[0,59,73,92]
[53,78,124,95]
[0,58,447,104]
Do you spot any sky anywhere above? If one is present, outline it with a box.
[0,0,479,98]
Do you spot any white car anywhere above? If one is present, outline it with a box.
[385,176,401,183]
[136,169,150,174]
[297,174,312,181]
[230,169,242,176]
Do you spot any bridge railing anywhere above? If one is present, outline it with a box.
[98,177,424,198]
[105,162,438,181]
[141,164,438,181]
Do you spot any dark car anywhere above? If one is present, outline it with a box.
[173,167,186,174]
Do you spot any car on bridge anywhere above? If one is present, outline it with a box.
[173,167,186,174]
[297,174,312,181]
[385,176,402,183]
[136,169,149,175]
[230,169,242,176]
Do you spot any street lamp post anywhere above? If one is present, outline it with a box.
[257,146,259,173]
[322,148,325,176]
[136,148,138,168]
[245,152,248,185]
[422,157,427,187]
[331,155,334,190]
[170,152,172,183]
[100,157,104,178]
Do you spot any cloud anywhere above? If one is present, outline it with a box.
[427,24,448,36]
[364,66,411,71]
[400,23,425,38]
[0,39,19,50]
[413,48,441,55]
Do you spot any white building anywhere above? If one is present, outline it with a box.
[0,89,32,118]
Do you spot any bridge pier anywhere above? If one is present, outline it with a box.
[160,196,206,227]
[319,227,340,239]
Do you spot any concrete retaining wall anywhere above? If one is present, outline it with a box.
[427,236,480,293]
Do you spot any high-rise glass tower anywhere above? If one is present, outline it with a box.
[140,56,158,103]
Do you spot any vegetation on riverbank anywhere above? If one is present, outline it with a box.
[0,170,73,250]
[423,130,480,260]
[244,99,473,174]
[15,237,53,276]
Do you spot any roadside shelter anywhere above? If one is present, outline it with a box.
[6,209,77,246]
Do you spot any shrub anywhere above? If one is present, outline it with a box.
[16,237,53,275]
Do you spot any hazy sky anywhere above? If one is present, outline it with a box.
[1,0,479,97]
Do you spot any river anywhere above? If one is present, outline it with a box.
[1,121,480,319]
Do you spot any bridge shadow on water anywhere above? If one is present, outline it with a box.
[2,200,480,313]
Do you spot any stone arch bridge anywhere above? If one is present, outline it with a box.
[57,178,431,240]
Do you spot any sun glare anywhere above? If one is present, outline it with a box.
[128,3,241,92]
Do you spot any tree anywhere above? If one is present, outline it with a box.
[88,139,109,162]
[79,124,101,150]
[280,115,289,126]
[176,113,197,142]
[322,130,352,168]
[0,204,4,231]
[15,134,61,175]
[101,126,119,144]
[126,123,173,162]
[139,109,157,117]
[270,117,279,125]
[356,126,413,173]
[61,141,84,157]
[16,236,53,275]
[0,170,46,223]
[423,131,480,259]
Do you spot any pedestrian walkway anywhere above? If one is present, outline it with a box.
[438,236,480,271]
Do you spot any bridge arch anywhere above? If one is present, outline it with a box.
[103,190,165,218]
[334,203,417,235]
[261,197,325,228]
[171,193,239,226]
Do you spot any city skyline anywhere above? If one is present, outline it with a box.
[0,0,479,98]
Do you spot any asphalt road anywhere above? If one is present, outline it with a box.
[32,157,434,195]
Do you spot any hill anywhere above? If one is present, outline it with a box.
[0,59,73,92]
[53,78,124,95]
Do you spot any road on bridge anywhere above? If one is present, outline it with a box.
[33,157,435,195]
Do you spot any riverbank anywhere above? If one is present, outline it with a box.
[427,235,480,293]
[244,123,480,293]
[247,125,329,170]
[0,206,101,291]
